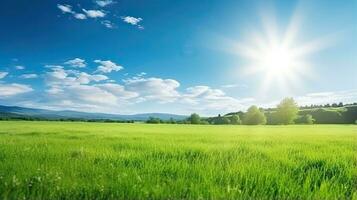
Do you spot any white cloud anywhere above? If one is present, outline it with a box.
[20,74,38,79]
[0,83,33,98]
[42,67,133,112]
[122,16,143,29]
[83,9,106,18]
[94,60,123,73]
[101,20,115,29]
[96,0,116,7]
[74,13,87,20]
[77,72,108,84]
[43,82,137,113]
[64,58,86,68]
[42,66,248,114]
[57,4,74,14]
[221,84,248,89]
[15,66,25,70]
[45,67,108,86]
[97,83,138,99]
[0,72,8,79]
[180,86,246,114]
[124,77,180,103]
[48,84,118,105]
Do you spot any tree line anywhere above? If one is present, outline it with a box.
[147,98,357,125]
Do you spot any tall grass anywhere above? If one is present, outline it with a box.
[0,121,356,199]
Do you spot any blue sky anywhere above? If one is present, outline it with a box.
[0,0,356,115]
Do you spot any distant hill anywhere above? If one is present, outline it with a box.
[0,105,187,121]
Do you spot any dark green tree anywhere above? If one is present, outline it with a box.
[188,113,201,124]
[146,117,161,124]
[229,115,241,125]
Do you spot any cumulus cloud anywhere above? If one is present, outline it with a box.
[45,67,108,87]
[122,16,142,25]
[122,16,143,29]
[83,9,106,18]
[124,77,180,103]
[41,66,134,112]
[0,72,8,79]
[57,4,74,14]
[180,86,247,113]
[64,58,86,68]
[42,64,247,114]
[56,2,123,30]
[43,73,137,113]
[96,83,139,99]
[48,84,118,105]
[15,66,25,70]
[77,73,108,84]
[94,60,123,73]
[95,0,116,7]
[20,74,38,79]
[0,83,33,98]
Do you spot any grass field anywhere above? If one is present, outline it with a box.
[0,121,356,199]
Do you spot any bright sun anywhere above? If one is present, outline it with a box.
[232,9,331,94]
[261,45,294,75]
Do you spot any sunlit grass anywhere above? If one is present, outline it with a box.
[0,121,356,199]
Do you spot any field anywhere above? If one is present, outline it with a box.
[0,121,356,199]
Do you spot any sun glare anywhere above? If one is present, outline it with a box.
[262,45,294,75]
[231,9,331,94]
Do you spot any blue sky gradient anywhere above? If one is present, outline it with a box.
[0,0,356,115]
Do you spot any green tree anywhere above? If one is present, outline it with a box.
[188,113,201,124]
[276,98,299,124]
[243,106,266,125]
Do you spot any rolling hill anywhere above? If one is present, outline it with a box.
[0,105,187,121]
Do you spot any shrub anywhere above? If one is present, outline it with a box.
[294,114,315,124]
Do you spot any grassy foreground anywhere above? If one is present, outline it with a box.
[0,121,356,199]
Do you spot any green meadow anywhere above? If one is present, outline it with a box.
[0,121,356,199]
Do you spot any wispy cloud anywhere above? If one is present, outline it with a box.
[221,84,248,89]
[101,20,115,29]
[15,65,25,70]
[0,72,9,79]
[20,74,38,79]
[0,83,33,98]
